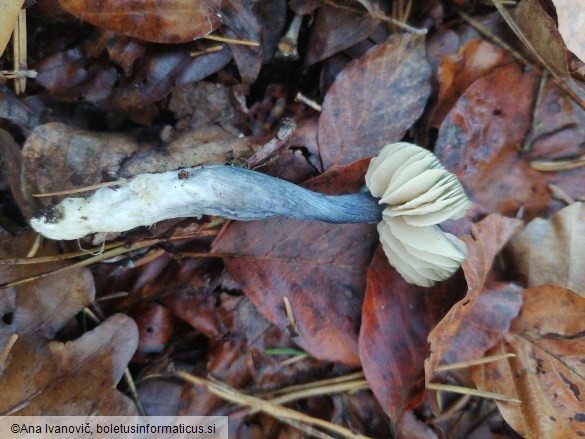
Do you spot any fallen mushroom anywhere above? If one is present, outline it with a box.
[365,142,471,286]
[30,142,470,286]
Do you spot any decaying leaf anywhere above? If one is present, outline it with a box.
[21,122,255,213]
[58,0,222,44]
[434,63,585,220]
[426,214,524,377]
[22,123,137,205]
[0,314,138,415]
[472,285,585,439]
[513,0,569,78]
[508,202,585,296]
[429,40,514,128]
[318,33,431,168]
[0,230,95,350]
[359,247,461,420]
[304,4,380,66]
[219,0,263,84]
[212,160,378,365]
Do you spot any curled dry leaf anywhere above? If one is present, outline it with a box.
[508,202,585,296]
[22,123,137,201]
[318,34,431,168]
[58,0,222,44]
[0,314,138,415]
[472,285,585,439]
[513,0,569,78]
[21,122,254,220]
[426,214,524,378]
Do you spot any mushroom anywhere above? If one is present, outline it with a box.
[30,142,470,286]
[365,142,470,286]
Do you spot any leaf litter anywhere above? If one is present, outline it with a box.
[3,0,585,437]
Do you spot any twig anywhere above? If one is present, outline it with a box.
[202,34,259,46]
[295,92,322,112]
[247,118,297,167]
[12,9,27,94]
[427,383,520,403]
[177,371,373,439]
[434,353,516,372]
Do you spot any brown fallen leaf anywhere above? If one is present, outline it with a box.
[318,33,431,169]
[58,0,222,44]
[20,122,255,212]
[508,202,585,296]
[436,62,585,220]
[359,246,462,420]
[212,160,379,366]
[35,39,232,111]
[0,314,138,415]
[219,0,263,84]
[21,122,139,214]
[472,285,585,439]
[167,292,330,418]
[426,214,524,378]
[0,230,95,350]
[552,0,585,65]
[429,39,514,128]
[304,3,380,66]
[513,0,570,79]
[524,77,585,160]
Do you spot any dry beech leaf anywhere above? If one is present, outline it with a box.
[35,41,232,111]
[21,123,254,209]
[212,160,378,366]
[0,128,31,220]
[0,230,95,350]
[435,63,585,220]
[508,202,585,296]
[523,77,585,161]
[359,247,460,420]
[472,286,585,439]
[21,123,138,209]
[58,0,222,44]
[219,0,263,84]
[513,0,569,78]
[304,4,380,66]
[318,34,431,169]
[0,314,138,415]
[426,214,524,377]
[429,40,514,128]
[552,0,585,64]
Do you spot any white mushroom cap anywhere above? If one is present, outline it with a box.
[378,218,466,287]
[366,142,471,225]
[365,142,471,287]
